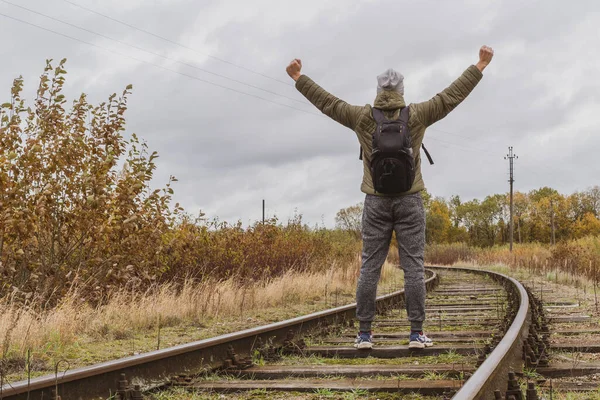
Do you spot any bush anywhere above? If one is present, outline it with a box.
[423,238,600,282]
[425,243,476,265]
[0,60,176,305]
[161,215,360,282]
[0,60,361,306]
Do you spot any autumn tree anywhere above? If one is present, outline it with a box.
[425,197,451,244]
[512,192,529,243]
[573,212,600,238]
[589,186,600,217]
[0,60,177,304]
[335,203,363,238]
[448,195,463,228]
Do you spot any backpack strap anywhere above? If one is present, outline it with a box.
[371,107,387,124]
[422,143,434,165]
[400,106,434,165]
[365,108,385,160]
[398,106,409,124]
[399,106,434,165]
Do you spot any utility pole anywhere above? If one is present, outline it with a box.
[262,199,265,224]
[505,147,518,252]
[550,198,556,245]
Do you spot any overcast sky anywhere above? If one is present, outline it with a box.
[1,0,599,227]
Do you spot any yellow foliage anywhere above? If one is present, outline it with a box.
[0,61,361,308]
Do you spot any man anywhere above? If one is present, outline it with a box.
[286,46,494,349]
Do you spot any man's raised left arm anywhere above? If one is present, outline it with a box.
[412,45,494,128]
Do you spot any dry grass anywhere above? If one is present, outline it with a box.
[426,237,600,285]
[0,257,403,380]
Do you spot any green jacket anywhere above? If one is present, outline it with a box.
[295,65,483,195]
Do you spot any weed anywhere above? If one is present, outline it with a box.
[422,371,449,380]
[342,389,370,399]
[522,368,543,380]
[313,387,336,397]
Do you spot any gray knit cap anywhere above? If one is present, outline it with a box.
[376,68,404,95]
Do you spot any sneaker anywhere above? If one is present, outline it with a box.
[409,331,433,349]
[354,331,373,349]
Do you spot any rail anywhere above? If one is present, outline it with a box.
[430,266,530,400]
[1,270,439,400]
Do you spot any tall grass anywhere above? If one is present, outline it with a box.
[0,258,401,363]
[424,236,600,282]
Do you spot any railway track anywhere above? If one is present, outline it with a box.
[2,266,596,399]
[521,275,600,398]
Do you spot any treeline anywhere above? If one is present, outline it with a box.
[335,187,600,247]
[0,61,359,305]
[423,187,600,247]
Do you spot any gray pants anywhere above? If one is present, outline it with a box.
[356,192,426,332]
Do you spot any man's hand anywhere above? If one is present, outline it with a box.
[476,45,494,72]
[286,58,302,81]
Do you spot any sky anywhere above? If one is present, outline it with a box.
[0,0,599,227]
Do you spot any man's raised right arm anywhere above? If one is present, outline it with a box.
[287,58,362,130]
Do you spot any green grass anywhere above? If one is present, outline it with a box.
[152,386,447,399]
[422,371,450,380]
[340,389,370,399]
[522,368,544,380]
[313,388,336,397]
[275,350,471,366]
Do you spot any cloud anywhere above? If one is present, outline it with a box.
[1,0,598,227]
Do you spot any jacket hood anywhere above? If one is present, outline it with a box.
[373,90,406,110]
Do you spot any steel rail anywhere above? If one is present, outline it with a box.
[1,270,438,400]
[429,266,530,400]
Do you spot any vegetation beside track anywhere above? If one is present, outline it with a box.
[0,61,362,382]
[0,61,361,309]
[424,236,600,283]
[1,260,403,383]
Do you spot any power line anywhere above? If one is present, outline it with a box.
[426,135,497,156]
[0,6,503,158]
[428,142,473,154]
[0,11,321,117]
[428,123,499,146]
[14,1,503,154]
[426,140,497,160]
[1,0,308,106]
[428,126,501,147]
[428,126,478,141]
[60,0,293,87]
